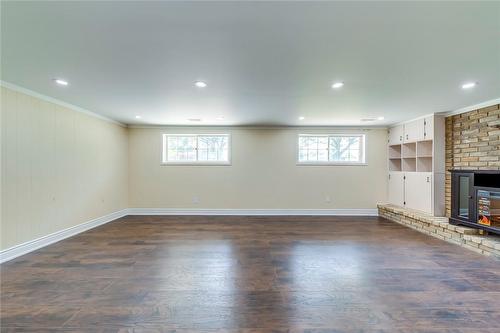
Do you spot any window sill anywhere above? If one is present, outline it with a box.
[296,162,368,166]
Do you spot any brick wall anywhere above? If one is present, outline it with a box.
[445,104,500,216]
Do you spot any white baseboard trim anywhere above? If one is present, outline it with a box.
[0,208,377,263]
[127,208,379,216]
[0,209,128,264]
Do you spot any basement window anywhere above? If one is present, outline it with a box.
[162,134,230,165]
[297,134,366,165]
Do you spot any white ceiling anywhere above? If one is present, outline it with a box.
[1,1,499,126]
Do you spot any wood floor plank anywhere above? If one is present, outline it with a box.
[1,215,499,331]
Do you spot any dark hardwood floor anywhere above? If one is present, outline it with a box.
[1,215,500,332]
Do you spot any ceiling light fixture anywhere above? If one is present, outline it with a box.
[331,82,344,89]
[53,78,69,86]
[298,116,305,120]
[188,118,202,122]
[194,81,207,88]
[462,82,477,89]
[377,116,385,120]
[135,115,142,119]
[216,116,225,120]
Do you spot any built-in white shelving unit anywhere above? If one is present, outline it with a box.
[387,115,445,216]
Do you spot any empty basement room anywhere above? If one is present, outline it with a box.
[1,1,500,332]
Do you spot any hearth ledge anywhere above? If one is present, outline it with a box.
[378,204,500,258]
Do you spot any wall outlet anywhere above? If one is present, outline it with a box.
[192,196,200,204]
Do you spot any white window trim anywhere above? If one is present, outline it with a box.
[161,133,232,166]
[296,133,367,166]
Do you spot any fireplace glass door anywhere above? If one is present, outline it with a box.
[477,189,500,228]
[454,173,474,221]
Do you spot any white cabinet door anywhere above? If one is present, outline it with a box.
[404,119,425,142]
[388,172,405,206]
[388,125,404,145]
[423,116,434,140]
[405,172,432,213]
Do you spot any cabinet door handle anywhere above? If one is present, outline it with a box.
[426,177,430,182]
[400,135,402,141]
[406,134,408,140]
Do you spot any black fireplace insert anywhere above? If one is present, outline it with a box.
[450,170,500,235]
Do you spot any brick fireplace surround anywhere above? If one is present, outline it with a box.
[379,103,500,258]
[445,103,500,216]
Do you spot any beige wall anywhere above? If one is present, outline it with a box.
[1,85,388,251]
[1,87,128,250]
[129,127,387,209]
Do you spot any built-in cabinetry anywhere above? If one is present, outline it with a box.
[387,115,445,216]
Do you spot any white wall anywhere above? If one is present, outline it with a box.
[0,87,128,250]
[129,127,387,210]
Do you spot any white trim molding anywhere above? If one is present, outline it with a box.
[0,81,125,127]
[393,113,436,127]
[443,98,500,117]
[161,133,232,166]
[128,125,385,130]
[296,133,366,166]
[0,209,128,264]
[0,208,378,263]
[127,208,378,216]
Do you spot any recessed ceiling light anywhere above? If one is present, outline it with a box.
[216,116,225,120]
[298,116,305,120]
[360,118,376,122]
[462,82,477,89]
[331,82,344,89]
[188,118,202,122]
[53,78,68,86]
[135,115,141,119]
[194,81,207,88]
[377,116,385,121]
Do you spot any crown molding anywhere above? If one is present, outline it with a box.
[392,113,437,127]
[0,81,126,127]
[127,124,387,130]
[443,98,500,117]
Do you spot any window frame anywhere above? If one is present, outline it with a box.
[296,133,367,166]
[161,133,231,166]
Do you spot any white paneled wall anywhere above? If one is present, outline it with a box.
[0,87,128,250]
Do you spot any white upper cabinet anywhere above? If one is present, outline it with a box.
[403,119,425,142]
[388,125,404,145]
[423,116,434,140]
[393,116,435,143]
